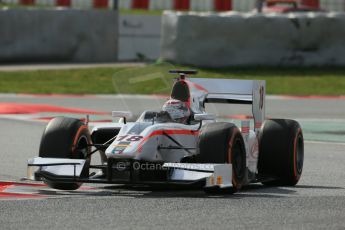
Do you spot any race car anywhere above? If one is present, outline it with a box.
[27,70,304,194]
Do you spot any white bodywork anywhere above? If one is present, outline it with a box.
[105,122,199,162]
[27,75,266,190]
[27,158,86,179]
[103,77,265,174]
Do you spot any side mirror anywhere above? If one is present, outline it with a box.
[194,113,215,121]
[112,111,133,123]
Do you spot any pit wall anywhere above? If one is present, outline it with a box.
[0,9,118,62]
[160,11,345,67]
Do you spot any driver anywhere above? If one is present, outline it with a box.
[162,99,191,124]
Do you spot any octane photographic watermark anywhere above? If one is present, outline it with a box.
[115,161,168,171]
[132,162,167,171]
[115,161,215,171]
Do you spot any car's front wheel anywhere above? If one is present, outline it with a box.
[39,117,91,190]
[196,122,246,192]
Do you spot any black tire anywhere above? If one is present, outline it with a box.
[258,119,304,186]
[196,122,246,191]
[39,117,91,190]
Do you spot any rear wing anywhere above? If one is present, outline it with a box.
[188,78,266,131]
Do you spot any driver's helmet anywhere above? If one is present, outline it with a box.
[162,99,191,123]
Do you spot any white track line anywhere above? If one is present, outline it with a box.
[305,140,345,146]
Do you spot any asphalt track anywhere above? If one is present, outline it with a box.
[0,94,344,230]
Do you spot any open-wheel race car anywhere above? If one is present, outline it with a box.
[27,70,304,194]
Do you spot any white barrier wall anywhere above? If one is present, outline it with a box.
[149,0,173,10]
[0,9,118,62]
[232,0,253,12]
[119,15,161,60]
[119,0,132,9]
[161,11,345,67]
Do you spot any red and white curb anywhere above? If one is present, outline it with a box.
[0,101,113,123]
[0,181,103,200]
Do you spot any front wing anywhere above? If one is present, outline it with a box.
[27,157,233,191]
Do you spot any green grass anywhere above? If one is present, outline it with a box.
[120,9,164,16]
[0,3,163,14]
[0,3,51,9]
[0,65,345,95]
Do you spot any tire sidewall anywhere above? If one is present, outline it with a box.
[227,127,246,190]
[197,122,246,191]
[39,117,91,190]
[258,119,304,186]
[39,117,91,159]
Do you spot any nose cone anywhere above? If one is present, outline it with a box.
[105,144,136,159]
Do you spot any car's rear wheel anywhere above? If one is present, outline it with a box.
[258,119,304,186]
[196,122,246,192]
[39,117,91,190]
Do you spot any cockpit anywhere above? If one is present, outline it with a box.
[136,110,174,123]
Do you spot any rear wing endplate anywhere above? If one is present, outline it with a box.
[188,78,265,131]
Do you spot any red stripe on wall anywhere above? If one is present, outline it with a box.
[93,0,108,8]
[20,0,35,5]
[56,0,71,7]
[132,0,149,9]
[174,0,190,10]
[214,0,232,11]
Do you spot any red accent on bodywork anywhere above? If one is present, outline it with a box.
[137,129,199,153]
[255,122,262,129]
[224,115,253,120]
[241,127,250,133]
[186,81,209,93]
